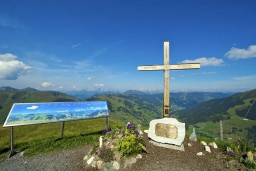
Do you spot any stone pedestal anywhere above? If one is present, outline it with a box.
[148,118,185,147]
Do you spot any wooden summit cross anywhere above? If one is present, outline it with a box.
[138,41,200,117]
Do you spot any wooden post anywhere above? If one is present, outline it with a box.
[106,117,109,129]
[220,120,223,141]
[61,121,65,138]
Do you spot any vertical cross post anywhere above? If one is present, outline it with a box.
[163,41,170,117]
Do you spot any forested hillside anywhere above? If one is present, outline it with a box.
[0,88,77,124]
[178,89,256,124]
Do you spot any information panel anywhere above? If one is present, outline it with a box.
[3,101,109,127]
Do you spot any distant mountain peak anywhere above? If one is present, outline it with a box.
[22,87,39,92]
[124,90,148,95]
[0,86,18,91]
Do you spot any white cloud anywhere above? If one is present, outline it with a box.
[41,82,54,87]
[0,16,26,29]
[71,42,83,48]
[27,105,38,110]
[87,77,93,80]
[58,85,64,89]
[181,57,224,66]
[203,72,217,75]
[0,53,31,80]
[94,83,104,87]
[225,45,256,59]
[232,75,256,81]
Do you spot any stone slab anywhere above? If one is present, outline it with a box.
[148,118,185,146]
[149,140,185,151]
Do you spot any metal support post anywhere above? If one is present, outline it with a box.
[220,120,223,141]
[61,121,65,138]
[9,126,16,157]
[106,117,109,129]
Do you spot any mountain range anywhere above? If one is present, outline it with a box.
[0,86,255,143]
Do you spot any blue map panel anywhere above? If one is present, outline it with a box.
[3,101,109,127]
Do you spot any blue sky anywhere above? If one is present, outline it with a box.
[0,0,255,92]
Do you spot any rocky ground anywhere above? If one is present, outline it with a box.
[0,134,251,171]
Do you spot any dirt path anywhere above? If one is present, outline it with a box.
[0,136,247,171]
[0,146,92,171]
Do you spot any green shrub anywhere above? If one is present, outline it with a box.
[116,123,147,157]
[240,158,256,169]
[117,132,146,157]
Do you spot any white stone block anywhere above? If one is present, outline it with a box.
[91,161,97,168]
[148,118,185,146]
[113,161,120,170]
[136,154,142,159]
[97,161,104,170]
[209,142,218,149]
[144,130,148,133]
[99,136,103,148]
[87,156,95,165]
[83,155,89,161]
[200,141,207,146]
[196,152,204,156]
[205,145,211,153]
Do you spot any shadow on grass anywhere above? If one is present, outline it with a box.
[55,130,103,141]
[1,130,104,158]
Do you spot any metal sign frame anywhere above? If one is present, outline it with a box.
[3,101,110,157]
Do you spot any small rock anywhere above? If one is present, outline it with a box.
[189,128,197,141]
[247,151,254,161]
[227,147,233,152]
[226,160,237,169]
[139,130,143,135]
[131,157,137,164]
[20,151,25,157]
[205,145,211,153]
[136,154,142,159]
[196,152,204,156]
[113,161,120,170]
[200,141,207,146]
[87,156,95,165]
[188,143,192,147]
[103,162,111,171]
[97,160,104,170]
[144,130,148,133]
[88,149,93,155]
[114,151,121,161]
[209,142,218,149]
[91,161,97,168]
[83,155,89,161]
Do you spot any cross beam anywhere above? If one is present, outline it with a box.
[137,41,200,117]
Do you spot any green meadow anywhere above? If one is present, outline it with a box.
[188,101,256,142]
[0,118,124,158]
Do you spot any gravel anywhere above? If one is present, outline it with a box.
[0,146,92,171]
[0,134,247,171]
